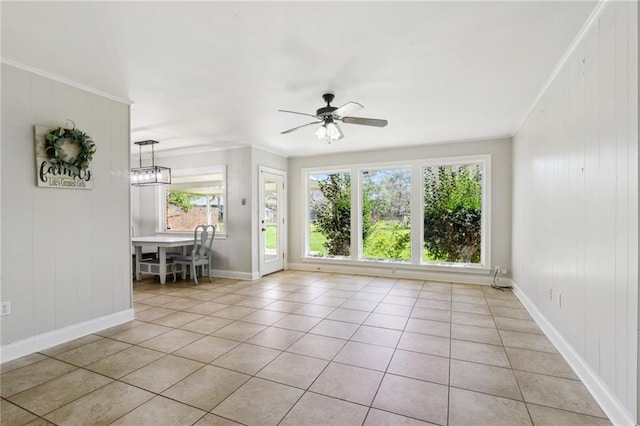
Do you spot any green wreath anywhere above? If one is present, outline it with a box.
[44,127,96,175]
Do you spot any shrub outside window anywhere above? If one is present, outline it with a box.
[422,163,483,265]
[304,156,489,269]
[307,171,351,258]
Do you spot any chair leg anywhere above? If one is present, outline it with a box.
[208,260,212,283]
[192,262,199,285]
[172,263,186,282]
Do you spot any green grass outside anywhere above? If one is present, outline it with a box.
[309,227,327,255]
[308,221,478,263]
[362,221,410,261]
[265,225,277,250]
[309,221,411,260]
[268,223,328,256]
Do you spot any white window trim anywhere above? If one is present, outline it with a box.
[356,163,413,261]
[419,154,491,269]
[302,154,491,272]
[303,167,352,259]
[157,165,228,238]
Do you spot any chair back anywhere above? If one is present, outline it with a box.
[193,224,215,259]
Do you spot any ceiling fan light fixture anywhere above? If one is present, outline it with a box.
[279,93,387,140]
[326,121,343,140]
[315,121,342,142]
[315,125,327,140]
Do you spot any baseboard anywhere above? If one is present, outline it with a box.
[288,261,512,286]
[512,282,636,426]
[0,309,135,364]
[210,268,255,281]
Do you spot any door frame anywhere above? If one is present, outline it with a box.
[258,166,287,277]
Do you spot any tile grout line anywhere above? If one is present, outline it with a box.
[486,285,536,425]
[447,281,454,426]
[359,276,400,425]
[3,273,610,425]
[275,274,388,425]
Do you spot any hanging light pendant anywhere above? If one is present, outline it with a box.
[130,140,171,186]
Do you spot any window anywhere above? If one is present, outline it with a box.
[307,171,351,258]
[422,162,483,265]
[361,167,412,262]
[163,168,226,235]
[304,156,489,269]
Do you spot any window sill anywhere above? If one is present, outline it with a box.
[302,256,491,275]
[157,231,227,240]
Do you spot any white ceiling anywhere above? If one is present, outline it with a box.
[2,1,597,158]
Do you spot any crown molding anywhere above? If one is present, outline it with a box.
[514,0,609,135]
[1,58,134,106]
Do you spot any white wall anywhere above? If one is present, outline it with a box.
[132,146,287,279]
[512,1,638,423]
[287,137,512,283]
[1,64,132,356]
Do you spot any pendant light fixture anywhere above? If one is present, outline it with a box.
[130,140,171,186]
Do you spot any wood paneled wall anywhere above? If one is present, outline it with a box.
[1,64,132,346]
[512,1,638,421]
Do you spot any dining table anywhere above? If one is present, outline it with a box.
[132,235,195,284]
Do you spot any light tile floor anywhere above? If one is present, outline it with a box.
[1,271,612,425]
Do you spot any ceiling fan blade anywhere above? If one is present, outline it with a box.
[281,121,321,134]
[332,101,363,118]
[341,116,388,127]
[278,109,319,119]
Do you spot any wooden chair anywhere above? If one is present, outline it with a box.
[172,224,215,285]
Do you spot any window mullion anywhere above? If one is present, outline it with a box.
[352,166,361,260]
[411,165,423,265]
[157,185,165,233]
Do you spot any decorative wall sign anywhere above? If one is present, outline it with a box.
[34,125,96,189]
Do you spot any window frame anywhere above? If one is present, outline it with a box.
[303,168,353,259]
[302,154,491,271]
[419,155,491,269]
[158,165,228,238]
[356,163,413,262]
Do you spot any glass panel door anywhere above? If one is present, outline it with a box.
[259,168,285,276]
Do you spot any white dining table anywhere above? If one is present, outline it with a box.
[132,235,194,284]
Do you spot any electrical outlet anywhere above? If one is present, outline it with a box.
[501,268,507,275]
[557,293,562,308]
[0,301,11,316]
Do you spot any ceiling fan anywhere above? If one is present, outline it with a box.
[279,93,388,142]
